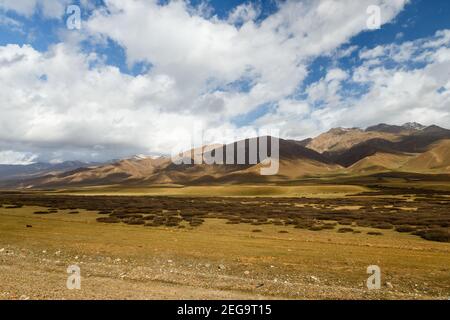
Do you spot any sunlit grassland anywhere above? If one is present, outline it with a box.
[1,205,449,299]
[46,184,370,198]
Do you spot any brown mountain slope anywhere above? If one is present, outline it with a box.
[308,123,449,162]
[307,128,403,153]
[325,125,450,167]
[185,158,343,184]
[19,157,172,188]
[347,152,415,174]
[17,137,339,188]
[6,124,450,189]
[401,139,450,173]
[148,137,339,184]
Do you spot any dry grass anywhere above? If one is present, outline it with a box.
[49,185,370,198]
[0,205,449,300]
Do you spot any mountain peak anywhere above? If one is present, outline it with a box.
[130,154,164,161]
[402,122,426,130]
[131,154,150,160]
[366,122,426,133]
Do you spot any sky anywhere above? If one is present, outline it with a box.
[0,0,449,164]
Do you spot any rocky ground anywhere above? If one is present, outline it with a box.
[1,243,447,300]
[0,205,449,300]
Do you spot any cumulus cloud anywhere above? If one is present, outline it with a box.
[0,150,37,165]
[227,2,260,25]
[345,31,450,127]
[307,68,349,105]
[0,0,70,18]
[84,0,407,118]
[0,0,418,163]
[259,29,450,139]
[0,12,23,30]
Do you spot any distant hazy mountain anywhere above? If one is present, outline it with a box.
[0,161,100,182]
[2,123,450,189]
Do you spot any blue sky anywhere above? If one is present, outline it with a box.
[0,0,449,163]
[1,0,449,73]
[1,0,448,78]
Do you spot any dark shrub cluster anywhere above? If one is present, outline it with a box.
[395,225,416,233]
[413,229,449,242]
[367,231,383,236]
[337,227,354,233]
[1,191,449,243]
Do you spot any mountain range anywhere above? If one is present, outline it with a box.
[1,122,449,189]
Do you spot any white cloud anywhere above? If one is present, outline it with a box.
[0,0,70,18]
[0,0,415,163]
[85,0,408,119]
[0,12,22,29]
[259,29,450,139]
[346,33,450,127]
[0,150,37,165]
[227,2,260,25]
[307,68,349,105]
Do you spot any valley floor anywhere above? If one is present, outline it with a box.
[0,205,449,300]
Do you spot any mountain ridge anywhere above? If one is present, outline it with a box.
[1,123,449,189]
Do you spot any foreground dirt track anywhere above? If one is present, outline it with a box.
[0,202,449,300]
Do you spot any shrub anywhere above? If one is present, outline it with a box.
[34,211,50,214]
[356,220,372,227]
[337,227,354,233]
[373,223,393,230]
[4,204,23,209]
[189,221,203,227]
[96,217,119,223]
[420,229,449,243]
[252,229,262,233]
[395,225,415,233]
[126,218,145,225]
[412,229,425,236]
[295,220,314,229]
[321,223,336,230]
[367,231,383,236]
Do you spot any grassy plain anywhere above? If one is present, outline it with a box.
[0,203,449,300]
[49,184,370,197]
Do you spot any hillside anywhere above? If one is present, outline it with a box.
[347,152,414,174]
[401,139,450,173]
[2,123,450,189]
[306,128,402,153]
